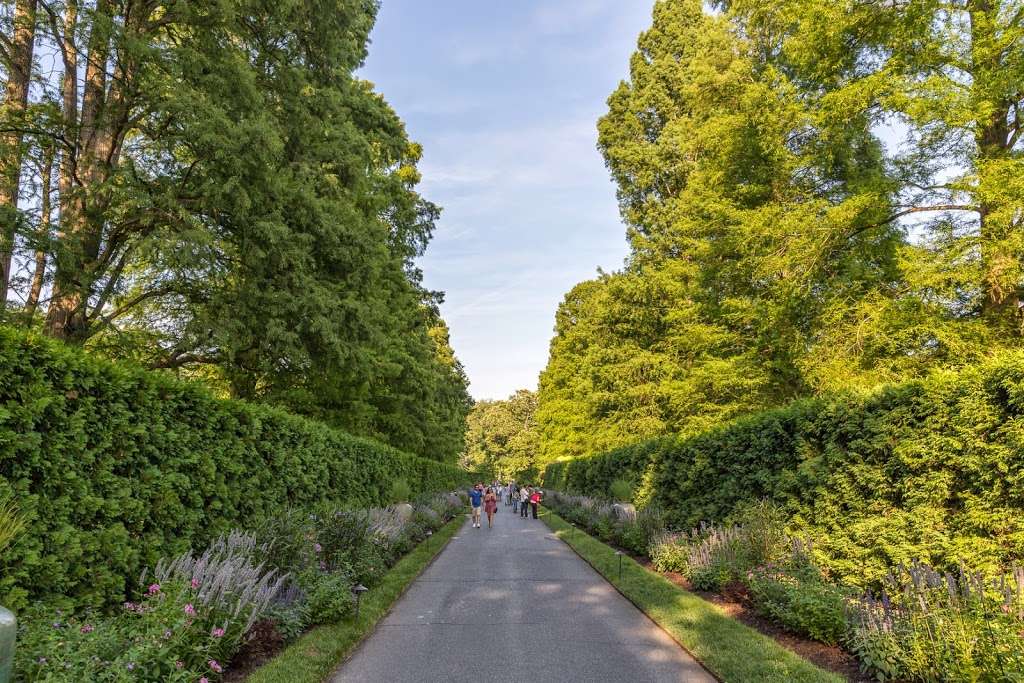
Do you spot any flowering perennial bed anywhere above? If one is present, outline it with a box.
[13,493,466,682]
[544,491,1024,682]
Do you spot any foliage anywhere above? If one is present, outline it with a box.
[747,559,852,646]
[461,389,539,480]
[848,563,1024,682]
[609,478,632,503]
[13,493,464,681]
[298,570,355,627]
[545,353,1024,587]
[0,327,471,611]
[16,580,238,682]
[536,0,1022,470]
[0,490,24,553]
[389,480,412,504]
[247,516,463,683]
[542,509,843,683]
[543,491,663,558]
[0,0,470,463]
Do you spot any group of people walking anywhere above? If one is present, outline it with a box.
[468,481,543,529]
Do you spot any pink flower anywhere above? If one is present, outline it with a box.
[314,543,322,553]
[211,627,225,638]
[208,659,223,673]
[184,603,196,616]
[190,577,200,589]
[147,583,161,596]
[200,678,209,683]
[80,624,94,634]
[176,661,184,670]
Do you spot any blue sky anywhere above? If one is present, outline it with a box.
[361,1,654,400]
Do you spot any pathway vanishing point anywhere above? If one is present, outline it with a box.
[331,506,715,683]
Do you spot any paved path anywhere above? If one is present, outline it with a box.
[331,504,715,683]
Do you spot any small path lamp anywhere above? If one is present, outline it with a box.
[615,551,623,582]
[352,584,368,619]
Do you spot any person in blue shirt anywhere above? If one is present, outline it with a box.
[468,484,484,528]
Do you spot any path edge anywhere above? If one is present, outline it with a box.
[539,509,722,683]
[540,509,843,683]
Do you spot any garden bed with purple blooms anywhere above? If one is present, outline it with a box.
[544,490,1024,683]
[12,491,466,682]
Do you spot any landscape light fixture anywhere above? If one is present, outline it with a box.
[352,584,369,618]
[615,550,623,581]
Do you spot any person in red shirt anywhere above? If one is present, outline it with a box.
[529,489,542,519]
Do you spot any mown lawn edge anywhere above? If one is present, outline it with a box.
[245,515,465,683]
[540,510,843,683]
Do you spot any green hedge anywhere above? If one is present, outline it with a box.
[0,328,470,611]
[544,353,1024,586]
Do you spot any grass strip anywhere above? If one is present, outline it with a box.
[541,510,843,683]
[246,516,464,683]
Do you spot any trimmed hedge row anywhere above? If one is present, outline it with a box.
[544,353,1024,586]
[0,327,471,610]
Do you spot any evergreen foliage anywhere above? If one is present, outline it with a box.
[0,0,470,462]
[536,0,1022,466]
[0,327,470,611]
[544,353,1024,587]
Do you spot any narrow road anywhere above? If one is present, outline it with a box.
[331,503,715,683]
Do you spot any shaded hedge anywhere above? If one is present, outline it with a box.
[544,354,1024,586]
[0,328,470,610]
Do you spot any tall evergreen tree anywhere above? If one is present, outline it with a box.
[537,0,938,462]
[0,0,470,461]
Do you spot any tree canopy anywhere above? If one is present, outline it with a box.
[0,0,470,461]
[536,0,1022,466]
[462,389,540,481]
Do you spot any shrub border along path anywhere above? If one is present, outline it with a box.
[246,515,464,683]
[541,509,843,683]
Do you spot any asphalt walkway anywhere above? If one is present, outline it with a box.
[331,503,715,683]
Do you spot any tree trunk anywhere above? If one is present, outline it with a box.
[0,0,38,305]
[45,0,112,341]
[25,144,54,318]
[968,1,1020,331]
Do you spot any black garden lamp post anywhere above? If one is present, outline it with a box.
[352,584,368,619]
[615,550,623,581]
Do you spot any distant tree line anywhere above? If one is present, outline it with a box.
[0,0,470,461]
[461,389,539,481]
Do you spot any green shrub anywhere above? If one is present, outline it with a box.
[0,490,23,554]
[650,534,689,573]
[0,327,470,610]
[848,563,1024,682]
[747,560,852,645]
[545,353,1024,586]
[15,578,252,682]
[389,479,413,504]
[299,570,355,626]
[609,478,632,502]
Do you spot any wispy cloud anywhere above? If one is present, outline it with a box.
[364,0,649,399]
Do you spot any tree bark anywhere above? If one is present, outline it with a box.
[45,0,113,340]
[968,0,1021,330]
[25,143,54,318]
[0,0,38,305]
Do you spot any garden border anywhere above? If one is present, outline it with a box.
[541,509,842,683]
[245,514,465,683]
